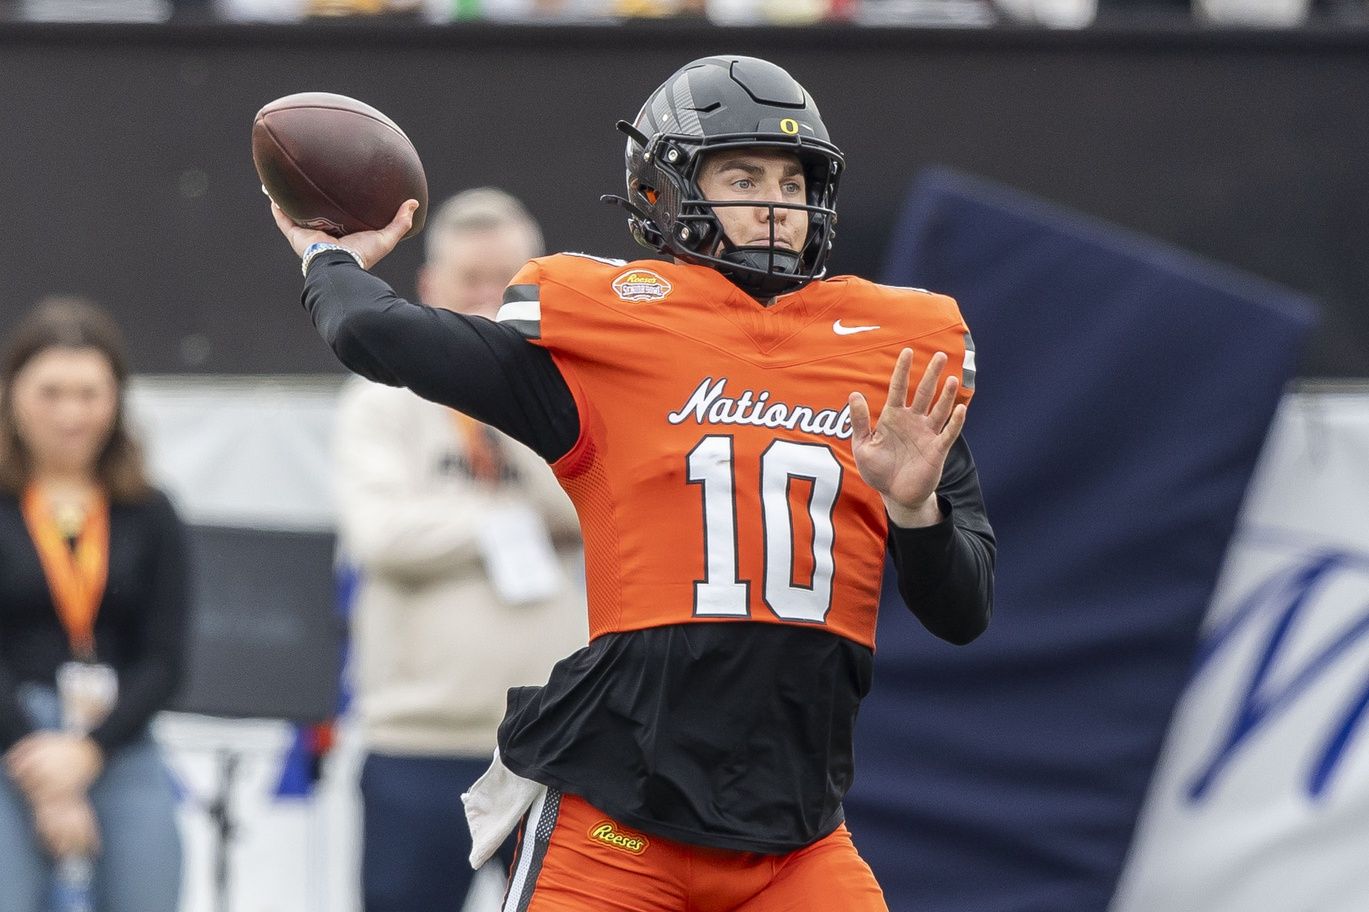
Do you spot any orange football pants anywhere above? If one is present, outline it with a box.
[500,790,888,912]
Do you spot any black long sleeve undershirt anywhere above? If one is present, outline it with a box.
[306,251,578,461]
[304,252,994,643]
[888,438,996,644]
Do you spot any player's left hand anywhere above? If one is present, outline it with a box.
[848,349,966,528]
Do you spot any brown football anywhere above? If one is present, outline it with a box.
[252,92,427,239]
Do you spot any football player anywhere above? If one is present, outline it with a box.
[273,55,994,912]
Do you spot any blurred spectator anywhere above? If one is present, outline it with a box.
[991,0,1092,26]
[0,298,186,912]
[333,189,587,911]
[615,0,703,16]
[305,0,417,17]
[849,0,998,24]
[435,0,615,19]
[707,0,826,22]
[8,0,1355,22]
[1192,0,1308,24]
[10,0,171,21]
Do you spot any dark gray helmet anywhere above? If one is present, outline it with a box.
[603,56,844,298]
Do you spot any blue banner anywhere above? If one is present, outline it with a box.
[845,168,1317,911]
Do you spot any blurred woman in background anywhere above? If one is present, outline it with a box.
[0,298,186,912]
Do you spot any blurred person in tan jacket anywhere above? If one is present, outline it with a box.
[332,188,586,912]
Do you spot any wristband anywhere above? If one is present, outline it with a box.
[301,242,366,276]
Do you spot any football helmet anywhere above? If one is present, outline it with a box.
[604,56,844,298]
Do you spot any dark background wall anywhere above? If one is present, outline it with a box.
[1,22,1365,376]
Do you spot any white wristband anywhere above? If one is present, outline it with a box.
[301,242,366,276]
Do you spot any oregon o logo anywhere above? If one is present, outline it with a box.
[780,118,800,135]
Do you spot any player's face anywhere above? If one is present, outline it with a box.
[696,150,809,255]
[420,224,535,319]
[10,346,118,476]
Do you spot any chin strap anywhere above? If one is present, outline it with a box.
[601,193,811,297]
[720,247,801,273]
[717,247,807,298]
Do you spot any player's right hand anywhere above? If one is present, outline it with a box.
[272,198,419,270]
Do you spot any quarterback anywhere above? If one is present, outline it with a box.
[273,56,994,912]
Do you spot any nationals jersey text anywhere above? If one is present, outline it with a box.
[498,254,975,650]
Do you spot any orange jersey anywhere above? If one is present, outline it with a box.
[499,254,975,650]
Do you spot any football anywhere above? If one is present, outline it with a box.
[252,92,428,239]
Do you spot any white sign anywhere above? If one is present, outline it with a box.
[1113,388,1369,912]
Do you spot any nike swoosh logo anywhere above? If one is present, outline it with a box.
[833,320,880,335]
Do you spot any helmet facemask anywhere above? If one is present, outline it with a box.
[619,129,843,298]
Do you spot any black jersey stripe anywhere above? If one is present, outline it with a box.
[503,284,540,305]
[495,298,542,340]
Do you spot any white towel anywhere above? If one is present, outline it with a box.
[460,749,546,869]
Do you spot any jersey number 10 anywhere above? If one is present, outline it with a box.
[687,436,842,624]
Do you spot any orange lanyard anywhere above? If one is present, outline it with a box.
[450,411,502,484]
[20,485,109,661]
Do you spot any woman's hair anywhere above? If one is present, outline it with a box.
[0,296,150,501]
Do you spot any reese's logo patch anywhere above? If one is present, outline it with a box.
[612,269,672,302]
[588,820,650,855]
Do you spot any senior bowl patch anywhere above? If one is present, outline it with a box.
[588,820,650,855]
[612,269,672,302]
